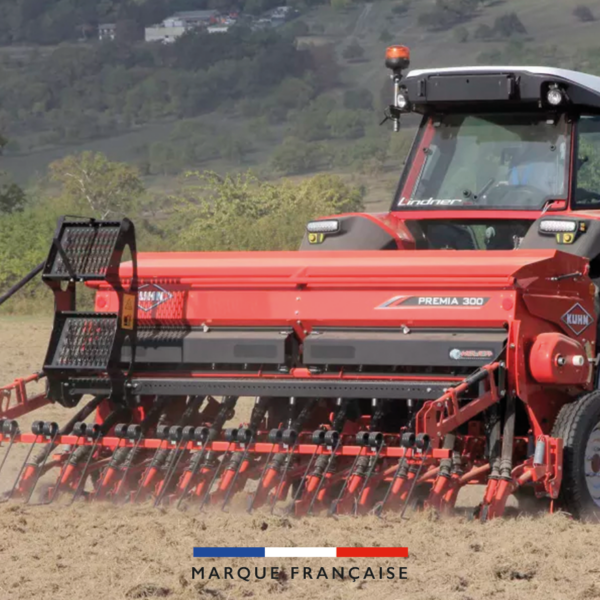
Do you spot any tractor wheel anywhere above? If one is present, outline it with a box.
[553,390,600,519]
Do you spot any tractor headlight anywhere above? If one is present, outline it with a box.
[539,219,577,233]
[306,220,340,233]
[546,85,564,106]
[396,93,408,110]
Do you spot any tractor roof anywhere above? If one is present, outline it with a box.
[402,65,600,113]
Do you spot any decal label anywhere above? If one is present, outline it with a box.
[397,197,464,208]
[377,296,490,309]
[138,283,173,312]
[308,233,325,244]
[449,348,494,361]
[556,232,575,244]
[561,303,594,335]
[121,293,135,330]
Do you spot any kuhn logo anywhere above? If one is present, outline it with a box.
[561,303,594,335]
[138,283,173,312]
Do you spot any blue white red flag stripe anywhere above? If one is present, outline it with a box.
[193,547,408,558]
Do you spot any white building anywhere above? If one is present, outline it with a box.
[98,23,116,41]
[145,10,220,43]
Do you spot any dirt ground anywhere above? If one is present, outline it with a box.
[1,317,600,600]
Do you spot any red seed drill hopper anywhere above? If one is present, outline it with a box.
[4,47,600,519]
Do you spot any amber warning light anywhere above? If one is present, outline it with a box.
[385,45,410,71]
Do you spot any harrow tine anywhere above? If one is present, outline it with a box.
[400,434,430,520]
[222,428,255,511]
[374,432,415,518]
[353,433,385,516]
[0,420,20,484]
[6,432,40,502]
[308,432,341,516]
[24,422,60,504]
[285,430,325,515]
[69,425,103,505]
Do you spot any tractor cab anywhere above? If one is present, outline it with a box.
[302,48,600,263]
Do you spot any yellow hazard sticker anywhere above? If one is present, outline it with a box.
[556,232,575,244]
[308,233,325,244]
[121,293,136,330]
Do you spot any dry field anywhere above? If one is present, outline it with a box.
[1,317,600,600]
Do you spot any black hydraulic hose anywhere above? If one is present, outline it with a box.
[0,261,44,307]
[499,394,516,480]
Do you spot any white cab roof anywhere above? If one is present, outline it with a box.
[405,66,600,96]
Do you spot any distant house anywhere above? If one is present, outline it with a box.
[98,23,116,41]
[145,10,220,43]
[207,25,229,34]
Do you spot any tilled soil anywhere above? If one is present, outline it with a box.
[1,318,599,600]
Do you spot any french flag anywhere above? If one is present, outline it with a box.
[193,547,408,558]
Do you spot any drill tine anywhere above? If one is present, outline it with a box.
[222,435,255,511]
[46,437,82,505]
[307,438,341,516]
[6,435,39,502]
[91,437,125,503]
[353,442,385,516]
[375,454,408,518]
[328,449,365,517]
[270,440,298,514]
[133,439,167,503]
[285,444,321,516]
[400,442,430,520]
[176,441,207,510]
[24,430,60,505]
[247,443,276,514]
[69,437,101,505]
[154,438,185,507]
[199,446,233,510]
[112,436,143,505]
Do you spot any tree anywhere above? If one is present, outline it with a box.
[169,171,364,251]
[49,152,145,217]
[272,137,325,174]
[0,176,26,214]
[454,26,469,43]
[574,5,595,22]
[343,88,373,110]
[493,13,527,38]
[474,23,493,40]
[342,40,365,61]
[379,28,393,42]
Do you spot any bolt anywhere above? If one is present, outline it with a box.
[509,343,515,349]
[295,311,299,315]
[436,403,442,408]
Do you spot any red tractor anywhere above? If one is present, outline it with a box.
[3,46,600,519]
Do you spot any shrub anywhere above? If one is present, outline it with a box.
[454,26,469,43]
[574,5,595,22]
[342,40,365,61]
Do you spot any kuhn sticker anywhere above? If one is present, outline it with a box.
[449,348,494,361]
[377,296,490,309]
[561,303,594,335]
[138,283,173,312]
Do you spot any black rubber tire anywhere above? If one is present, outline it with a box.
[552,391,600,519]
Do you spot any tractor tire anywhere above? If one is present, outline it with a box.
[553,390,600,519]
